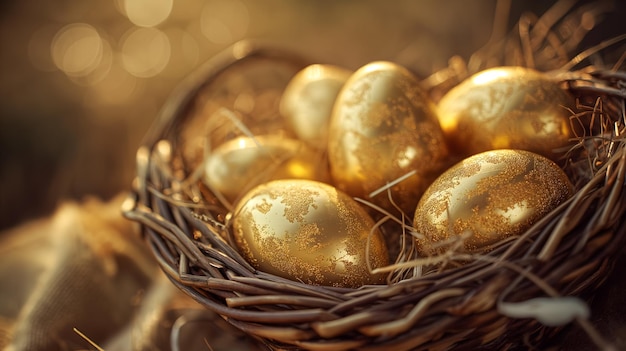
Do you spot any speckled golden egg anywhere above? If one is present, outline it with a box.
[280,64,352,149]
[328,61,449,215]
[437,66,575,161]
[231,179,390,288]
[203,135,329,202]
[413,149,573,254]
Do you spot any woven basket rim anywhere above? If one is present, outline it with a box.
[123,35,626,350]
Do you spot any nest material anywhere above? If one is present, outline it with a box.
[123,5,626,350]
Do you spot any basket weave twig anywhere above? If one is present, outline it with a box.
[123,7,626,350]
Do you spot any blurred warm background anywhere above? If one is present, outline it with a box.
[0,0,623,227]
[0,0,489,230]
[0,1,625,349]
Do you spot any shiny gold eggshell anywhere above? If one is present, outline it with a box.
[203,135,329,202]
[328,61,449,215]
[231,179,390,288]
[280,64,352,148]
[437,66,575,160]
[413,149,573,254]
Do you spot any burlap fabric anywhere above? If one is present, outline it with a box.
[0,195,262,351]
[2,6,626,348]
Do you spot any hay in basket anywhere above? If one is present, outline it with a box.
[123,3,626,350]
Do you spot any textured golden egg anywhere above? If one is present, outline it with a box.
[203,135,329,202]
[231,179,390,288]
[437,66,575,161]
[413,149,573,254]
[280,64,352,149]
[328,61,449,215]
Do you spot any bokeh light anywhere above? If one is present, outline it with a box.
[69,38,114,86]
[51,23,104,77]
[119,0,173,27]
[120,27,171,78]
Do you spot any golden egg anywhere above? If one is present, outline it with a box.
[328,61,449,215]
[203,135,329,202]
[437,66,575,161]
[231,179,390,288]
[280,64,352,149]
[413,149,573,254]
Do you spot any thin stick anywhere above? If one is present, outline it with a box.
[368,170,416,199]
[73,328,105,351]
[561,33,626,71]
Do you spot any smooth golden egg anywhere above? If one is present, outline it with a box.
[280,64,352,149]
[203,135,329,202]
[413,149,573,254]
[231,179,390,288]
[437,66,575,161]
[328,61,449,215]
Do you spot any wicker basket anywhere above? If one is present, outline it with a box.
[123,16,626,351]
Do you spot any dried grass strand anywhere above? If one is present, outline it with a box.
[122,15,626,348]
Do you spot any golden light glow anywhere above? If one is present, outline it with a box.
[121,27,171,78]
[495,200,533,226]
[72,39,114,87]
[287,162,313,178]
[397,146,417,168]
[306,64,324,80]
[120,0,173,27]
[471,67,510,85]
[51,23,104,77]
